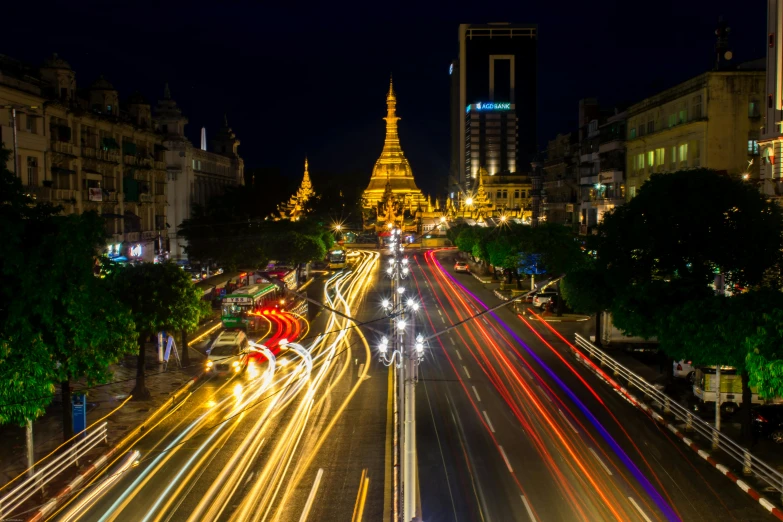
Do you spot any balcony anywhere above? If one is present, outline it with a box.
[597,169,623,184]
[154,160,166,171]
[142,230,157,240]
[139,194,154,204]
[52,141,74,155]
[82,147,120,163]
[154,194,166,204]
[54,189,78,202]
[580,175,598,186]
[125,231,140,242]
[123,155,138,166]
[23,185,53,202]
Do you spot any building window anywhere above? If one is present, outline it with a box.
[655,148,665,170]
[678,109,687,124]
[106,105,112,114]
[647,150,654,169]
[629,127,637,139]
[646,120,654,134]
[25,115,35,133]
[670,146,677,170]
[668,114,677,128]
[678,143,689,167]
[637,153,645,171]
[629,186,636,199]
[638,124,645,137]
[155,214,165,231]
[749,101,760,118]
[691,140,701,167]
[502,189,508,198]
[496,190,502,198]
[692,95,702,120]
[748,139,759,155]
[26,156,37,186]
[514,189,520,198]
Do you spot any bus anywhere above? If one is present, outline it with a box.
[221,283,279,330]
[328,249,347,270]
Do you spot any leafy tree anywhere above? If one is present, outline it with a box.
[454,226,479,254]
[595,169,783,341]
[561,257,614,343]
[107,263,203,400]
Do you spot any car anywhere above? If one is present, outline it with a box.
[673,360,695,382]
[532,291,558,309]
[752,404,783,444]
[206,330,249,375]
[454,261,470,273]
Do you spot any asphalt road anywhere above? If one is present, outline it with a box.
[52,251,391,522]
[409,248,772,522]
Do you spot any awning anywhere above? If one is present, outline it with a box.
[51,166,76,174]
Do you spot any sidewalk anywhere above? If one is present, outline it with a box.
[0,315,220,509]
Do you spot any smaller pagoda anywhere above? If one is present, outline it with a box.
[278,157,317,221]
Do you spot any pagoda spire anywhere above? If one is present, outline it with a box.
[382,75,402,156]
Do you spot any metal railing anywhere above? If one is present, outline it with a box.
[573,334,783,501]
[0,422,107,519]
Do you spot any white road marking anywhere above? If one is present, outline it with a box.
[558,409,578,434]
[589,447,613,476]
[463,365,471,379]
[472,386,481,402]
[298,468,324,522]
[357,363,365,378]
[628,497,653,522]
[438,309,443,317]
[520,495,537,522]
[455,350,462,361]
[441,316,446,324]
[482,318,489,325]
[499,445,513,473]
[449,335,455,343]
[483,410,495,432]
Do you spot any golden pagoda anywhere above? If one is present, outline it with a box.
[362,77,425,208]
[278,157,316,221]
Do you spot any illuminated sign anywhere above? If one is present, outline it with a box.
[449,63,453,75]
[224,296,252,304]
[476,102,511,111]
[130,244,142,257]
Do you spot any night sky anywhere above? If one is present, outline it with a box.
[2,1,766,196]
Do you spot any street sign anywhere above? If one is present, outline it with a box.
[72,392,86,438]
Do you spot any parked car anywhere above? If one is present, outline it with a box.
[205,330,249,375]
[752,404,783,444]
[454,261,470,273]
[673,360,695,382]
[532,291,558,309]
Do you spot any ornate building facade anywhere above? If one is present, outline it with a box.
[0,53,168,263]
[363,79,427,233]
[277,157,316,220]
[155,86,244,261]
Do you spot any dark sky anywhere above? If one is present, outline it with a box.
[2,1,766,196]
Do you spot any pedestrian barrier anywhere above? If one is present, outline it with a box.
[574,333,783,505]
[0,422,107,519]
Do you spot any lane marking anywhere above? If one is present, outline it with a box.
[588,447,613,476]
[499,445,514,473]
[438,309,443,317]
[483,410,495,433]
[558,409,578,434]
[357,363,365,378]
[441,316,446,324]
[299,468,324,522]
[537,385,552,403]
[627,497,653,522]
[455,350,463,361]
[472,386,481,402]
[463,365,471,379]
[520,495,537,522]
[449,335,455,343]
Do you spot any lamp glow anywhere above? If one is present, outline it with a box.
[397,287,405,294]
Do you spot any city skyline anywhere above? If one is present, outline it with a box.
[0,1,765,196]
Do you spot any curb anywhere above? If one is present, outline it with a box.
[27,373,201,522]
[536,317,783,520]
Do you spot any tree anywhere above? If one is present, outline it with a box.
[561,257,614,344]
[454,226,480,254]
[107,263,203,400]
[595,169,783,340]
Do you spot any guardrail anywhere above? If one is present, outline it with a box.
[573,333,783,502]
[0,422,108,519]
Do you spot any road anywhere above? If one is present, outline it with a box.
[410,248,772,522]
[52,250,391,522]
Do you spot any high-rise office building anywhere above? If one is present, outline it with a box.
[449,23,537,194]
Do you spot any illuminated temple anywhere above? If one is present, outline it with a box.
[277,157,316,221]
[363,78,427,233]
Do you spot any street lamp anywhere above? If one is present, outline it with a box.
[465,197,473,206]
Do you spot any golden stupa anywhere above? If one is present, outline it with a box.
[277,157,316,221]
[362,77,425,208]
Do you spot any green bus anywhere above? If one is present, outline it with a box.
[221,283,279,330]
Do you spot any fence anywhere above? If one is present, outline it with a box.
[573,333,783,502]
[0,422,108,519]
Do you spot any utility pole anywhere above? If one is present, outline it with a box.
[379,228,423,522]
[713,272,725,450]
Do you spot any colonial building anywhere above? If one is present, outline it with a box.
[0,53,168,263]
[759,0,783,202]
[625,63,764,200]
[363,79,427,233]
[154,85,244,261]
[277,157,316,220]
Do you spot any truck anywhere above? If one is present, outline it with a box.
[599,312,658,351]
[691,366,763,415]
